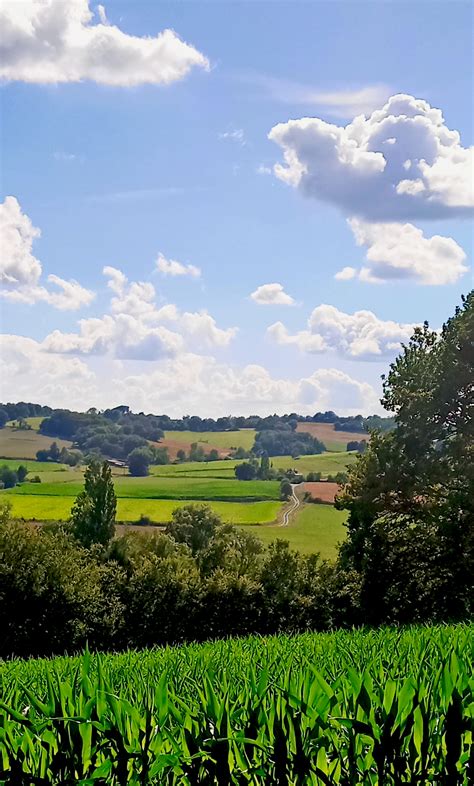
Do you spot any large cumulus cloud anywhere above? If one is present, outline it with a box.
[269,94,473,220]
[0,0,208,86]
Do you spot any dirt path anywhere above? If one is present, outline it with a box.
[281,484,300,526]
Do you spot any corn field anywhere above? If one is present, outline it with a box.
[0,626,472,784]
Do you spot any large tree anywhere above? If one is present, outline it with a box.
[71,461,117,549]
[337,292,474,623]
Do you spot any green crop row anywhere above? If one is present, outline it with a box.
[0,625,472,784]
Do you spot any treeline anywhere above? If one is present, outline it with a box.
[306,411,395,433]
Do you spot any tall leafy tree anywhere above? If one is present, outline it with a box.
[337,292,474,623]
[71,461,116,549]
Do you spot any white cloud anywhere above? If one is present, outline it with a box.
[0,196,95,310]
[0,334,96,409]
[250,283,295,306]
[334,266,357,281]
[268,303,415,359]
[0,331,381,416]
[218,129,245,145]
[244,74,391,118]
[0,0,209,86]
[156,252,201,278]
[269,94,474,219]
[40,266,236,360]
[256,164,272,175]
[347,218,468,285]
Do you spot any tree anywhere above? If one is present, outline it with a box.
[337,293,474,623]
[49,442,61,462]
[0,408,8,429]
[176,449,187,462]
[128,448,153,477]
[280,479,292,500]
[17,465,28,483]
[71,461,116,548]
[207,449,219,462]
[0,466,18,489]
[235,461,257,481]
[166,504,222,556]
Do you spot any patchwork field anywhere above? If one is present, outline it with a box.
[296,422,368,452]
[0,426,71,459]
[148,451,356,478]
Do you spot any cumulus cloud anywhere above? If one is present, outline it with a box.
[250,283,295,306]
[0,334,96,409]
[0,196,95,310]
[0,0,209,85]
[156,252,201,278]
[0,330,382,416]
[334,266,357,281]
[41,266,236,361]
[268,303,415,359]
[347,218,468,285]
[269,94,473,219]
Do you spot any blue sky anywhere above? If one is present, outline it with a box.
[0,0,472,416]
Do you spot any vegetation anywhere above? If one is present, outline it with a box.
[0,625,471,783]
[337,292,474,624]
[71,461,117,548]
[254,428,325,457]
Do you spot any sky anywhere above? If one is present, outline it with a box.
[0,0,472,417]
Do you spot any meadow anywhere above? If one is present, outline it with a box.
[0,625,471,783]
[6,495,282,525]
[0,426,71,459]
[245,503,347,558]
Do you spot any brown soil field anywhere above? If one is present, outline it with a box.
[296,422,369,448]
[304,481,340,504]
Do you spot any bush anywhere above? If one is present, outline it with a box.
[128,448,154,477]
[0,466,18,489]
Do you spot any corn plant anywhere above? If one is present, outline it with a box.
[0,625,472,784]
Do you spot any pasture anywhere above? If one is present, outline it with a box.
[5,495,281,525]
[296,421,369,452]
[245,503,347,558]
[1,625,471,783]
[0,426,71,459]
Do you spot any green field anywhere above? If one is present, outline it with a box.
[0,458,69,473]
[1,625,471,782]
[0,426,71,459]
[4,475,280,501]
[245,503,347,558]
[163,428,256,450]
[5,495,281,524]
[149,451,356,478]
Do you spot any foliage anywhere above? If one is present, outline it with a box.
[0,466,19,489]
[254,428,325,457]
[337,292,474,624]
[235,460,257,480]
[0,626,472,783]
[128,447,153,476]
[71,461,117,549]
[280,478,292,500]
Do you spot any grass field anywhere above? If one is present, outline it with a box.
[0,458,69,473]
[1,626,471,782]
[4,475,280,501]
[296,422,369,452]
[148,451,356,478]
[245,503,347,558]
[5,495,281,524]
[0,426,71,459]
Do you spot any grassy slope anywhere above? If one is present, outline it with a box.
[149,452,356,478]
[162,429,256,450]
[243,503,347,558]
[4,475,280,501]
[296,422,368,452]
[0,427,71,460]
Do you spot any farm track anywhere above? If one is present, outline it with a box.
[281,484,300,526]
